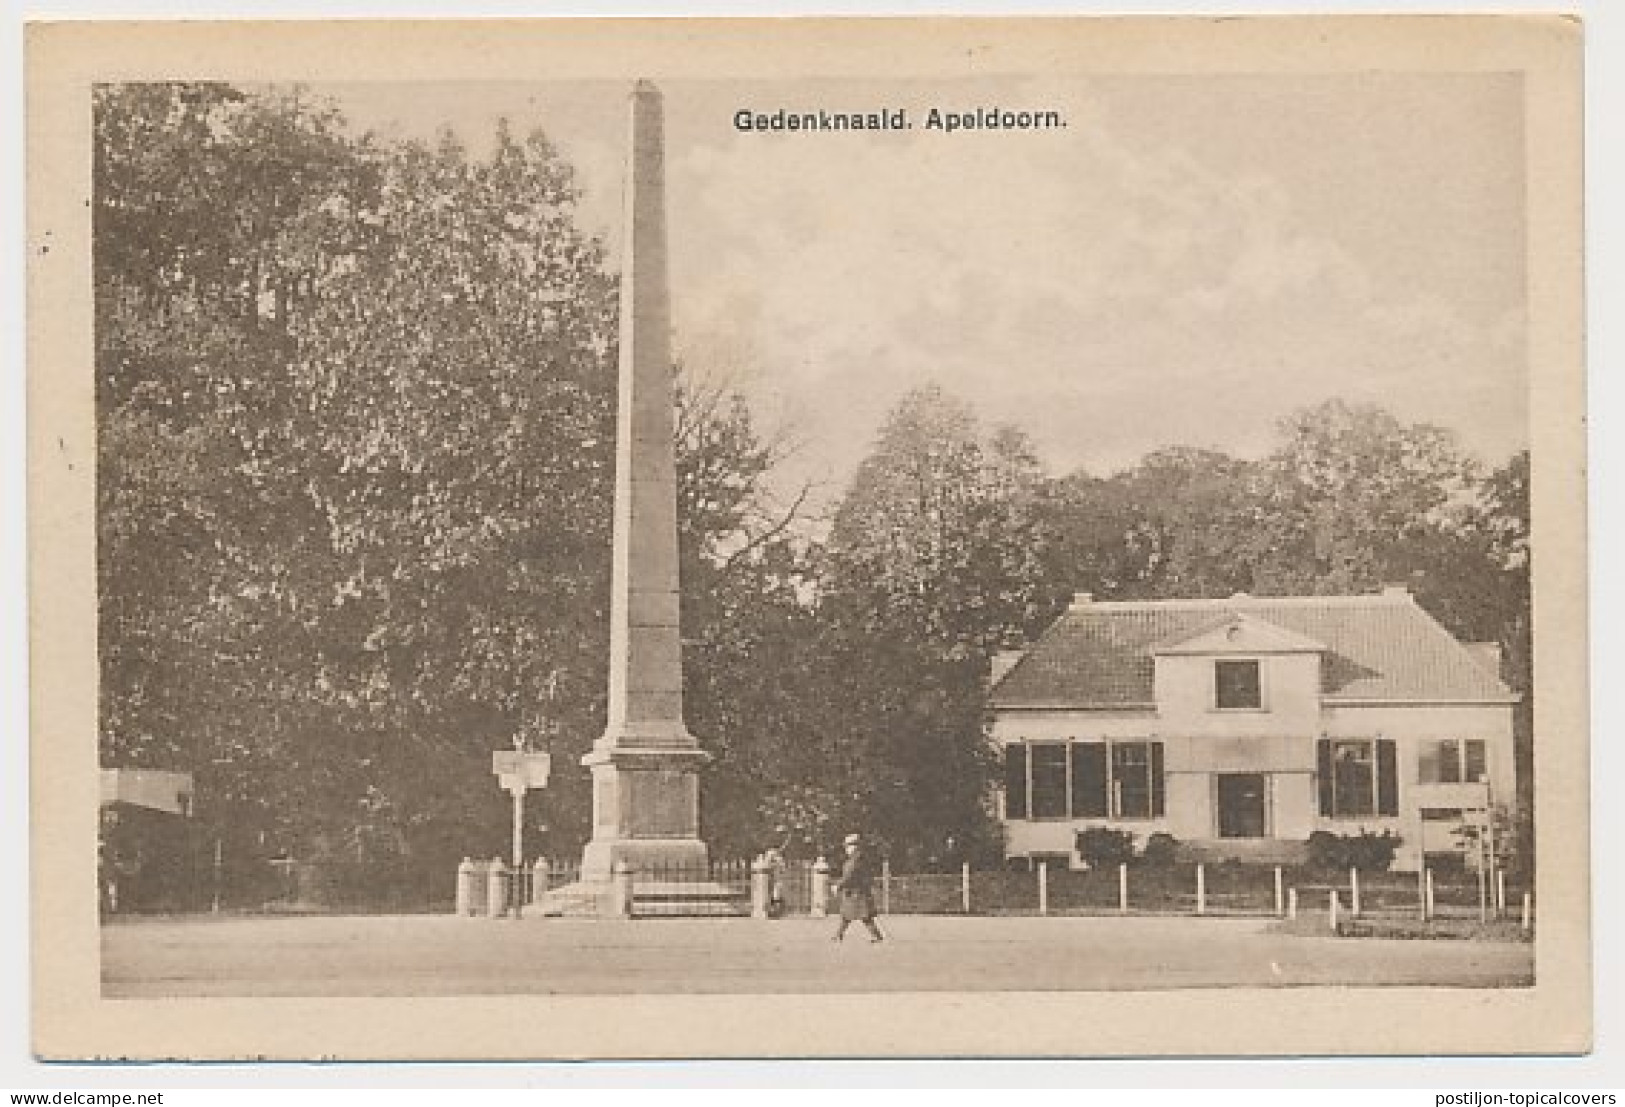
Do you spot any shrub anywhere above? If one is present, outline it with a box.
[1075,826,1136,869]
[1139,832,1180,868]
[1308,830,1402,873]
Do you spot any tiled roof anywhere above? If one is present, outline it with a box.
[991,592,1513,708]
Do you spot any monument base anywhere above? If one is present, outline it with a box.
[579,835,710,881]
[579,735,712,882]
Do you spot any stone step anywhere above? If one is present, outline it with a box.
[527,879,752,918]
[531,881,613,918]
[632,879,750,918]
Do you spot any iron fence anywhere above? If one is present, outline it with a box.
[630,861,752,918]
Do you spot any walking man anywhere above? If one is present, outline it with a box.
[832,833,885,942]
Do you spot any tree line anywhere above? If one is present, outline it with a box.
[96,84,1530,880]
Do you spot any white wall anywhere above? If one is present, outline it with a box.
[1153,652,1322,736]
[994,698,1516,871]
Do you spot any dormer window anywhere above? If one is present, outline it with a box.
[1214,659,1262,710]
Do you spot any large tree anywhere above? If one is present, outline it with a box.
[95,84,795,882]
[814,385,1052,865]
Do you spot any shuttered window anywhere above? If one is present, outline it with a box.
[1070,742,1109,818]
[1030,743,1069,819]
[1318,738,1398,818]
[1113,742,1153,818]
[1418,738,1488,785]
[1003,739,1166,821]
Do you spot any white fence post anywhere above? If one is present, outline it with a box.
[610,860,633,918]
[1328,888,1340,931]
[1287,887,1298,920]
[809,857,830,919]
[750,856,771,919]
[532,857,550,904]
[1195,863,1206,916]
[456,857,478,917]
[1119,862,1129,914]
[1037,860,1049,916]
[1349,867,1361,917]
[1496,870,1507,917]
[881,859,892,915]
[1521,892,1532,932]
[961,861,971,914]
[1425,868,1436,920]
[485,858,508,919]
[1273,866,1284,917]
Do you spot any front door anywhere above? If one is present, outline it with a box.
[1217,773,1268,838]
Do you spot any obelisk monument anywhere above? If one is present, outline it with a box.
[579,81,712,880]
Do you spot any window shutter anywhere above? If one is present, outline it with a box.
[1004,744,1028,820]
[1377,738,1399,816]
[1316,739,1334,817]
[1070,742,1109,818]
[1150,742,1166,818]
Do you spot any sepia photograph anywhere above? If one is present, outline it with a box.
[25,15,1588,1061]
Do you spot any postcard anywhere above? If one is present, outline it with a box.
[26,15,1586,1060]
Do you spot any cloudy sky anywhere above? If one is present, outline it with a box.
[325,74,1527,505]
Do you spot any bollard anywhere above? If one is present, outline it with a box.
[1287,886,1298,920]
[456,857,478,917]
[1349,867,1361,917]
[1119,862,1129,914]
[1195,863,1206,916]
[509,861,526,921]
[1328,888,1340,932]
[486,858,509,919]
[468,857,491,917]
[532,857,550,904]
[610,860,633,918]
[1521,892,1532,932]
[1274,866,1284,917]
[810,857,830,919]
[1037,861,1049,916]
[750,856,772,919]
[961,861,972,915]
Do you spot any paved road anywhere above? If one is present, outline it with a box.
[101,913,1533,998]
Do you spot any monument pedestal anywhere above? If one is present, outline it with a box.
[535,743,744,919]
[579,741,711,880]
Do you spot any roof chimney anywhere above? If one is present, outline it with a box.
[1466,642,1503,678]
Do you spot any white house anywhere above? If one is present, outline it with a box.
[989,587,1516,872]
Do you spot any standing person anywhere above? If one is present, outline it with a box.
[832,833,885,942]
